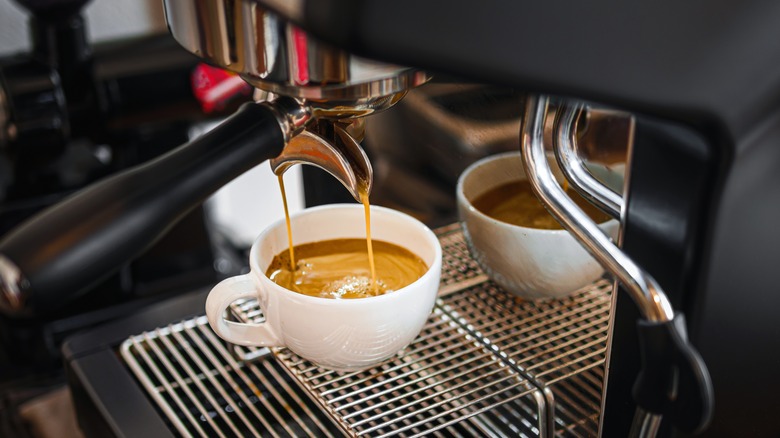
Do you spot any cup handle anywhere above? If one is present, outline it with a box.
[205,274,282,347]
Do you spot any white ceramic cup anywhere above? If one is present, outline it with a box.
[206,204,442,371]
[457,152,619,299]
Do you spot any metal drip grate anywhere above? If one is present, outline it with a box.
[120,317,342,437]
[437,279,611,436]
[268,306,544,437]
[121,225,613,437]
[436,223,486,287]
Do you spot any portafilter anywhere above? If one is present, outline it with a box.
[0,0,430,317]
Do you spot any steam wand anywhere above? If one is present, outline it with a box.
[521,95,714,436]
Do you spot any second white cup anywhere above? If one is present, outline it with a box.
[457,152,619,299]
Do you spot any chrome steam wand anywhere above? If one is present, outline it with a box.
[521,95,713,436]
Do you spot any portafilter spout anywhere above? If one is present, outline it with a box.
[270,121,372,201]
[258,88,376,202]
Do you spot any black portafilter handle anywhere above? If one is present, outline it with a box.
[0,101,294,317]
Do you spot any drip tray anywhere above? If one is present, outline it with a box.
[120,225,612,437]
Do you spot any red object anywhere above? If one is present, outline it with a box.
[191,64,252,113]
[291,26,310,85]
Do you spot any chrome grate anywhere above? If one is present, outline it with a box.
[120,317,341,437]
[121,225,612,437]
[436,279,611,436]
[271,306,543,437]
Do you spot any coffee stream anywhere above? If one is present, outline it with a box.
[360,192,379,295]
[277,174,296,270]
[275,175,382,297]
[266,239,427,299]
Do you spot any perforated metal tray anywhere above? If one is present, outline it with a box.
[121,224,612,437]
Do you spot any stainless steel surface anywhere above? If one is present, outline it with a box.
[554,104,624,219]
[257,0,304,23]
[0,254,24,313]
[270,306,543,437]
[270,124,373,201]
[263,96,372,201]
[522,95,674,323]
[264,96,314,143]
[163,0,430,102]
[121,316,341,437]
[630,409,662,438]
[122,225,613,437]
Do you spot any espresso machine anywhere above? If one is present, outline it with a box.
[2,0,780,437]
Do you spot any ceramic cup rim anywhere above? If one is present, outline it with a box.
[249,203,442,305]
[456,151,616,234]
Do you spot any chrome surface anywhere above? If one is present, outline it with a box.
[257,0,304,23]
[630,408,662,438]
[310,91,410,119]
[263,96,372,201]
[522,95,674,323]
[163,0,430,102]
[122,225,612,437]
[554,104,624,219]
[264,96,313,143]
[257,89,410,121]
[270,124,373,201]
[0,254,25,313]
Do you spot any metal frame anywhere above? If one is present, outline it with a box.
[521,95,673,324]
[552,103,624,219]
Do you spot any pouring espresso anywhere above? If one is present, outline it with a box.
[0,0,431,317]
[270,118,381,295]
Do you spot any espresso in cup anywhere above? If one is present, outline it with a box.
[265,238,428,299]
[472,179,611,229]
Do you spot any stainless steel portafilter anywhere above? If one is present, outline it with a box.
[163,0,429,104]
[163,0,431,197]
